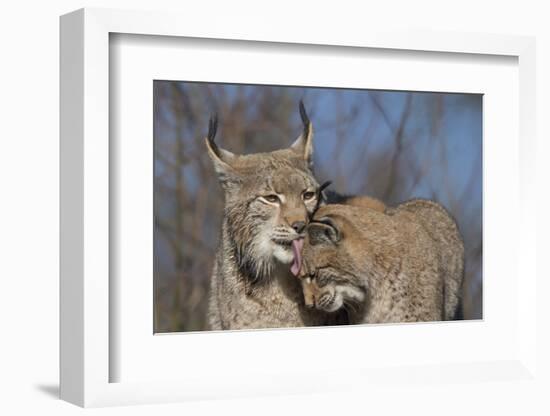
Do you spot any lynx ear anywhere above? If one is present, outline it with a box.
[307,217,341,245]
[204,115,240,186]
[290,100,314,165]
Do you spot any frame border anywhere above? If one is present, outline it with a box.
[60,7,537,407]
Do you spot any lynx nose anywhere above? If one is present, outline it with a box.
[291,221,306,234]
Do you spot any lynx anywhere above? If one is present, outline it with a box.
[206,103,345,330]
[296,200,464,324]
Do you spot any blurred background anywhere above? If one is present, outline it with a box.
[153,81,482,333]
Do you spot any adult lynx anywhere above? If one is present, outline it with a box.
[297,200,464,324]
[206,103,344,330]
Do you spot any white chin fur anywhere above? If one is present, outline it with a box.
[255,231,293,265]
[272,244,293,264]
[339,286,365,303]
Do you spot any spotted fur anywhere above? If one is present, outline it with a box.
[299,200,464,324]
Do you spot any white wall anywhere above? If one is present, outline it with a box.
[1,0,548,414]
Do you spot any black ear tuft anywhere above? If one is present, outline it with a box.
[206,114,220,156]
[299,100,311,139]
[309,181,332,221]
[299,100,310,126]
[207,114,218,143]
[319,180,332,194]
[290,101,314,163]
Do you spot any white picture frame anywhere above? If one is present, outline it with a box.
[60,7,537,408]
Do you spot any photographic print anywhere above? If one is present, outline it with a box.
[153,81,482,332]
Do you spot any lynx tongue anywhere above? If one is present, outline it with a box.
[290,238,304,276]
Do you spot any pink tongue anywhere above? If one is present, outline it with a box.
[290,238,304,276]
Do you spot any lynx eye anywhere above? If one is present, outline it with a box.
[302,191,316,201]
[262,194,280,204]
[315,272,329,286]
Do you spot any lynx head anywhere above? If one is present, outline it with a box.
[205,102,323,281]
[298,205,367,312]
